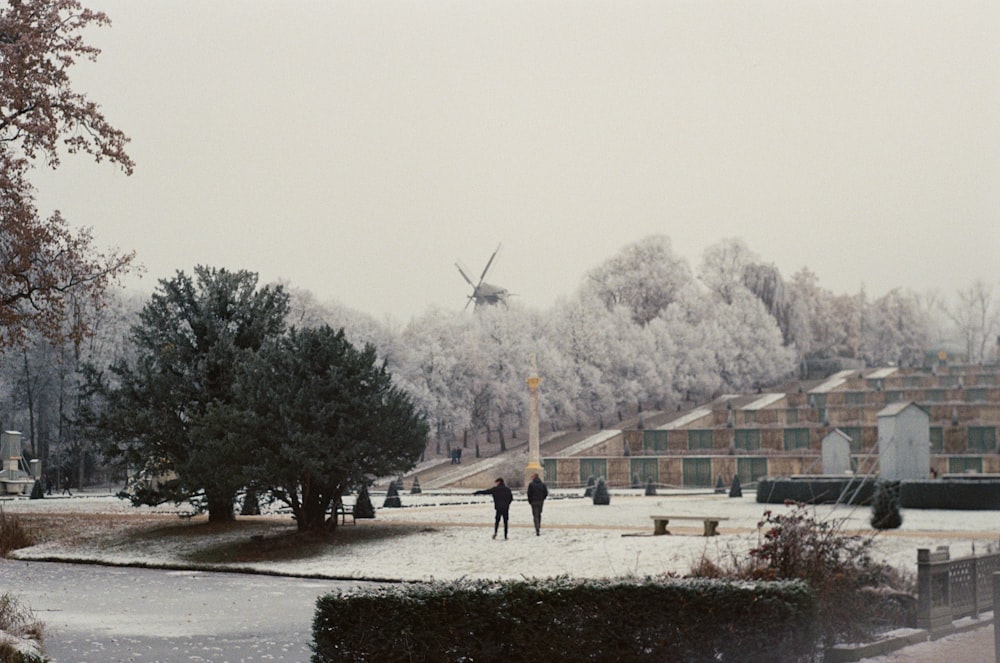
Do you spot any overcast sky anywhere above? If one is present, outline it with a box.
[32,1,999,322]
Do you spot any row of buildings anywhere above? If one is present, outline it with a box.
[541,364,999,489]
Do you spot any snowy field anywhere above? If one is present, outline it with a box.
[4,488,999,583]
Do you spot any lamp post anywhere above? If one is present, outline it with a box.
[525,356,543,486]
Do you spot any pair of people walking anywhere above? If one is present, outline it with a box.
[474,473,548,539]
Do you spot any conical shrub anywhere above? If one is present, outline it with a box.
[383,482,402,508]
[592,477,610,505]
[354,485,375,518]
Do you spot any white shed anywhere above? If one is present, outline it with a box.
[822,429,853,475]
[877,402,930,481]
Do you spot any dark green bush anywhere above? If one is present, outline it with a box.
[312,576,818,662]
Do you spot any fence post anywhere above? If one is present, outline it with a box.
[917,546,954,635]
[972,551,979,619]
[993,572,1000,663]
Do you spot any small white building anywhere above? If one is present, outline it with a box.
[877,402,930,481]
[822,429,853,475]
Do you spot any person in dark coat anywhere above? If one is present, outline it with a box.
[526,473,548,535]
[474,477,514,539]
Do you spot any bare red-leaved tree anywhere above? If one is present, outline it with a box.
[1,0,135,351]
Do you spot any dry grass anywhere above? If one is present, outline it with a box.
[0,510,36,557]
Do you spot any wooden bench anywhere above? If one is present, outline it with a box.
[650,515,728,537]
[335,502,355,525]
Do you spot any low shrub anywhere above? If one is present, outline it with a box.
[746,503,906,646]
[0,592,45,663]
[0,510,35,558]
[313,576,818,662]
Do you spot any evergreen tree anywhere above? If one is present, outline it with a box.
[645,477,657,496]
[583,475,596,498]
[97,267,289,522]
[729,475,742,498]
[410,476,422,494]
[241,325,426,531]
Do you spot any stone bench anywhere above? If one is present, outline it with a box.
[650,515,728,537]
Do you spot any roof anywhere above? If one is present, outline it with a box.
[878,401,929,418]
[742,393,785,411]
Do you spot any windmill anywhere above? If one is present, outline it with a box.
[456,244,510,310]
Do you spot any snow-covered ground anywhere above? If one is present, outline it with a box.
[4,488,998,583]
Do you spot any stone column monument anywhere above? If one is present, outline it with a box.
[525,355,543,485]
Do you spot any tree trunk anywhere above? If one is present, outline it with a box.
[205,489,236,523]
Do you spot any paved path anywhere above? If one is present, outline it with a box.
[1,559,375,662]
[862,623,995,662]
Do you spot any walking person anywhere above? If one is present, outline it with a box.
[527,473,548,535]
[474,477,514,539]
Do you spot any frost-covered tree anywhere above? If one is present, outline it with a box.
[1,0,135,351]
[698,238,756,305]
[711,290,796,390]
[943,280,1000,364]
[861,289,931,367]
[395,308,473,452]
[583,235,692,325]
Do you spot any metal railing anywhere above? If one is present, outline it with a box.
[917,545,1000,633]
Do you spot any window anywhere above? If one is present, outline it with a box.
[688,429,714,450]
[929,427,944,453]
[949,457,982,474]
[737,457,768,485]
[682,458,713,488]
[965,388,988,402]
[734,429,760,450]
[785,409,799,424]
[844,392,866,406]
[967,427,997,453]
[643,430,669,452]
[579,459,607,485]
[885,390,905,403]
[631,458,658,485]
[784,428,811,451]
[543,459,558,484]
[742,410,757,424]
[924,389,946,402]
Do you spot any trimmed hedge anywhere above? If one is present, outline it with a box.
[756,477,876,505]
[758,477,1000,509]
[312,576,818,662]
[900,479,1000,509]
